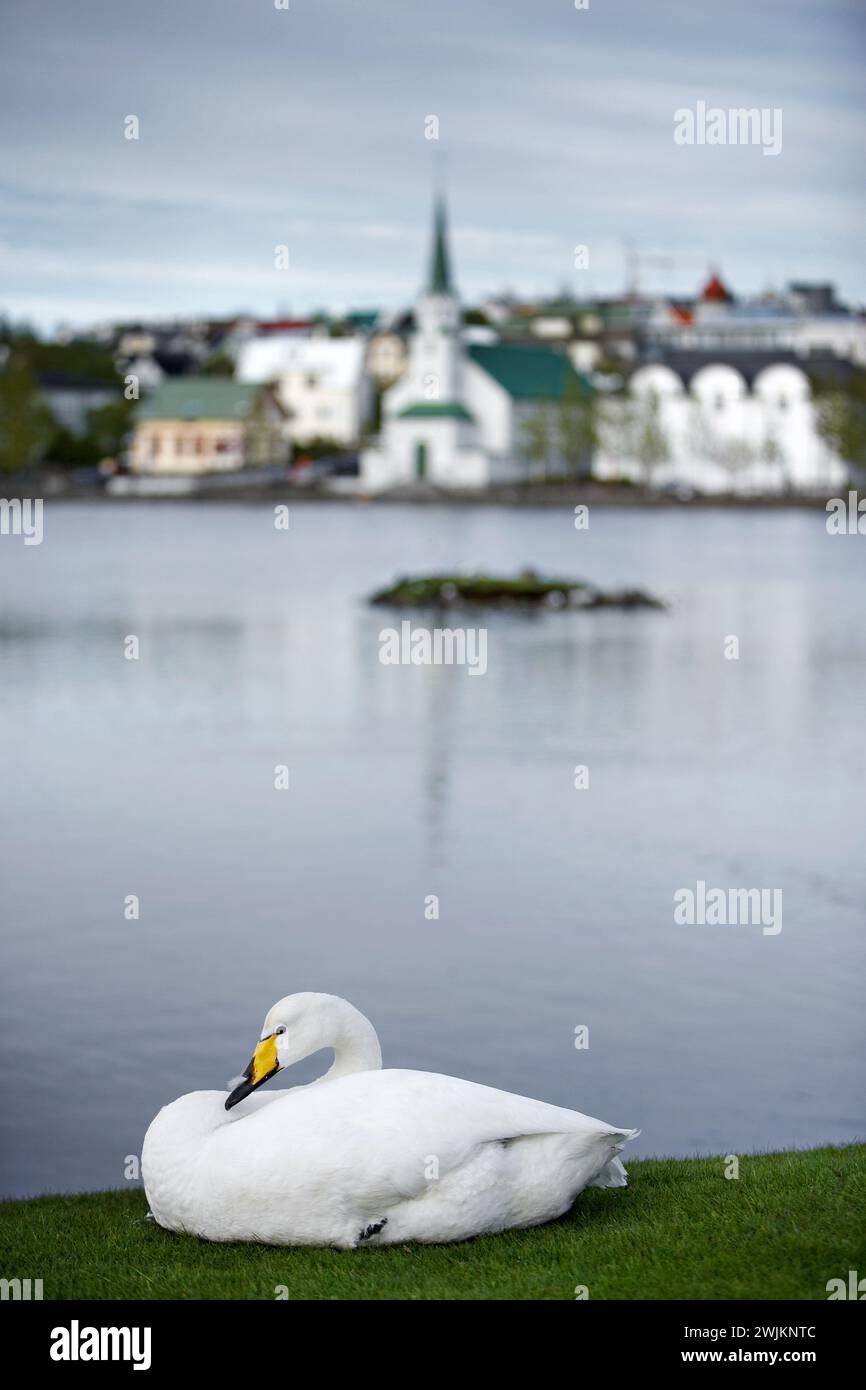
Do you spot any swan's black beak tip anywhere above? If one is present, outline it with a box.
[224,1034,280,1110]
[225,1078,255,1111]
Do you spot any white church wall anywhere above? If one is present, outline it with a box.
[360,444,408,491]
[630,364,685,401]
[463,361,513,457]
[361,418,490,489]
[595,362,849,495]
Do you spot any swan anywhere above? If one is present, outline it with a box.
[142,993,638,1247]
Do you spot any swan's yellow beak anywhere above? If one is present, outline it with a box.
[225,1033,281,1110]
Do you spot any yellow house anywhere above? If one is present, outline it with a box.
[129,378,288,474]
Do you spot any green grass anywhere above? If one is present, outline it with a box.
[2,1146,863,1300]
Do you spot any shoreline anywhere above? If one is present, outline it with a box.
[3,472,841,509]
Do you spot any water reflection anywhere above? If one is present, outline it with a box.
[0,501,863,1198]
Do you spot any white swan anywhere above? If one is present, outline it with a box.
[142,993,638,1247]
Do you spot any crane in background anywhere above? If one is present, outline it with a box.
[623,240,709,298]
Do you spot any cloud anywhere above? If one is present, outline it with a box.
[0,0,863,328]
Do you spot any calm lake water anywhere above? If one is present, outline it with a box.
[0,500,863,1199]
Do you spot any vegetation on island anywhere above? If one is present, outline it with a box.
[370,570,665,610]
[1,1145,861,1300]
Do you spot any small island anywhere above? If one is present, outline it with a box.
[370,571,665,611]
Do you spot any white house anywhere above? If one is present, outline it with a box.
[361,197,592,490]
[237,334,371,447]
[594,353,849,495]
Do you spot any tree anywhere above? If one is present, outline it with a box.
[813,373,866,477]
[363,386,383,439]
[596,392,636,474]
[556,375,597,478]
[685,400,717,467]
[685,401,757,491]
[0,359,55,472]
[10,335,118,381]
[47,425,101,466]
[291,435,344,460]
[520,401,556,480]
[201,352,235,378]
[760,429,788,489]
[633,389,669,483]
[597,389,669,485]
[717,435,757,488]
[86,396,136,458]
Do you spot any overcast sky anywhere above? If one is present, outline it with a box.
[0,0,863,330]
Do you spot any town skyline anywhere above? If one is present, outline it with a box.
[1,0,864,331]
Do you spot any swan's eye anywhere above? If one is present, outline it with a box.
[275,1026,286,1035]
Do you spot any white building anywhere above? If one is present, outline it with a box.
[361,197,592,490]
[594,353,849,495]
[237,335,371,447]
[645,272,866,367]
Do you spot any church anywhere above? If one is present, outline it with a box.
[361,198,591,491]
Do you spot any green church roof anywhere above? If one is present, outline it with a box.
[468,343,592,400]
[136,378,262,422]
[428,196,453,295]
[398,401,474,422]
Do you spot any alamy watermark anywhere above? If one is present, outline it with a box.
[0,497,43,545]
[674,101,782,157]
[1,1276,43,1299]
[674,880,782,936]
[379,620,487,675]
[826,1269,865,1299]
[826,491,865,535]
[50,1323,151,1370]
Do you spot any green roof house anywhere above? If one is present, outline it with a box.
[129,378,287,475]
[361,196,593,490]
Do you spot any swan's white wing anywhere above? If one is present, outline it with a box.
[229,1068,634,1214]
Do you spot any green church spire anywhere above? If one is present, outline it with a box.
[428,195,453,295]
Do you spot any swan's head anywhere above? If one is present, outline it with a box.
[224,992,380,1109]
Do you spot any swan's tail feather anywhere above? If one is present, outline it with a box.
[589,1156,628,1188]
[588,1126,640,1189]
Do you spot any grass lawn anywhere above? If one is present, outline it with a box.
[2,1145,863,1301]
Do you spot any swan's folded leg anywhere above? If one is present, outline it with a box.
[356,1217,388,1245]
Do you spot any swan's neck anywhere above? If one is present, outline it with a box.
[320,1007,382,1082]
